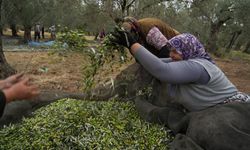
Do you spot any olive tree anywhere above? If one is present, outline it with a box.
[0,0,16,78]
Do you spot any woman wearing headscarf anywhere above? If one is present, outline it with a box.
[111,27,250,150]
[87,18,180,102]
[121,17,180,58]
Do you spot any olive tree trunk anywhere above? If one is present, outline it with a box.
[0,0,16,79]
[23,25,32,42]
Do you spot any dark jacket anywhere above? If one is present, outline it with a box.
[0,91,6,117]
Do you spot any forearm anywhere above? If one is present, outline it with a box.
[132,45,177,82]
[130,43,209,84]
[160,58,173,63]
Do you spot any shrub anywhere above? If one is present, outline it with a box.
[82,33,128,90]
[0,99,171,149]
[227,50,250,61]
[55,28,87,50]
[53,27,129,90]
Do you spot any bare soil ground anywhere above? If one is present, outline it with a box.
[5,51,86,92]
[4,51,250,94]
[4,50,133,93]
[215,58,250,93]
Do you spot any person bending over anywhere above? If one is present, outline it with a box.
[111,27,250,150]
[112,27,250,111]
[87,17,180,101]
[119,17,180,58]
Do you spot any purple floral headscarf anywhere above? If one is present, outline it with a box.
[168,33,214,63]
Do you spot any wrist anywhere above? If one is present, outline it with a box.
[130,43,141,55]
[3,88,16,103]
[0,90,6,104]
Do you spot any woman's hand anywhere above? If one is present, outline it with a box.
[0,73,24,90]
[110,27,138,49]
[3,77,40,103]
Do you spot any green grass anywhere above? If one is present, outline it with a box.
[0,99,171,150]
[226,51,250,61]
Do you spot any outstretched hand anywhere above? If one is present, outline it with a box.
[0,73,24,90]
[2,75,40,103]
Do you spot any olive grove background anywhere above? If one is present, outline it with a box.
[1,0,250,53]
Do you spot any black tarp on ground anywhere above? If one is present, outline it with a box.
[135,91,250,150]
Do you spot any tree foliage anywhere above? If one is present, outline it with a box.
[1,0,250,80]
[1,0,250,55]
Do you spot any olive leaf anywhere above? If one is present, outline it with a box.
[0,99,172,149]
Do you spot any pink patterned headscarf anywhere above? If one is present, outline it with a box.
[146,27,168,50]
[168,33,214,63]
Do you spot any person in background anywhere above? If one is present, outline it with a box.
[34,23,41,42]
[99,28,106,39]
[49,25,56,40]
[41,25,45,39]
[0,73,40,118]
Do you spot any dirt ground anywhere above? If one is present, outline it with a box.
[4,50,250,94]
[215,58,250,93]
[4,50,133,93]
[5,51,85,92]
